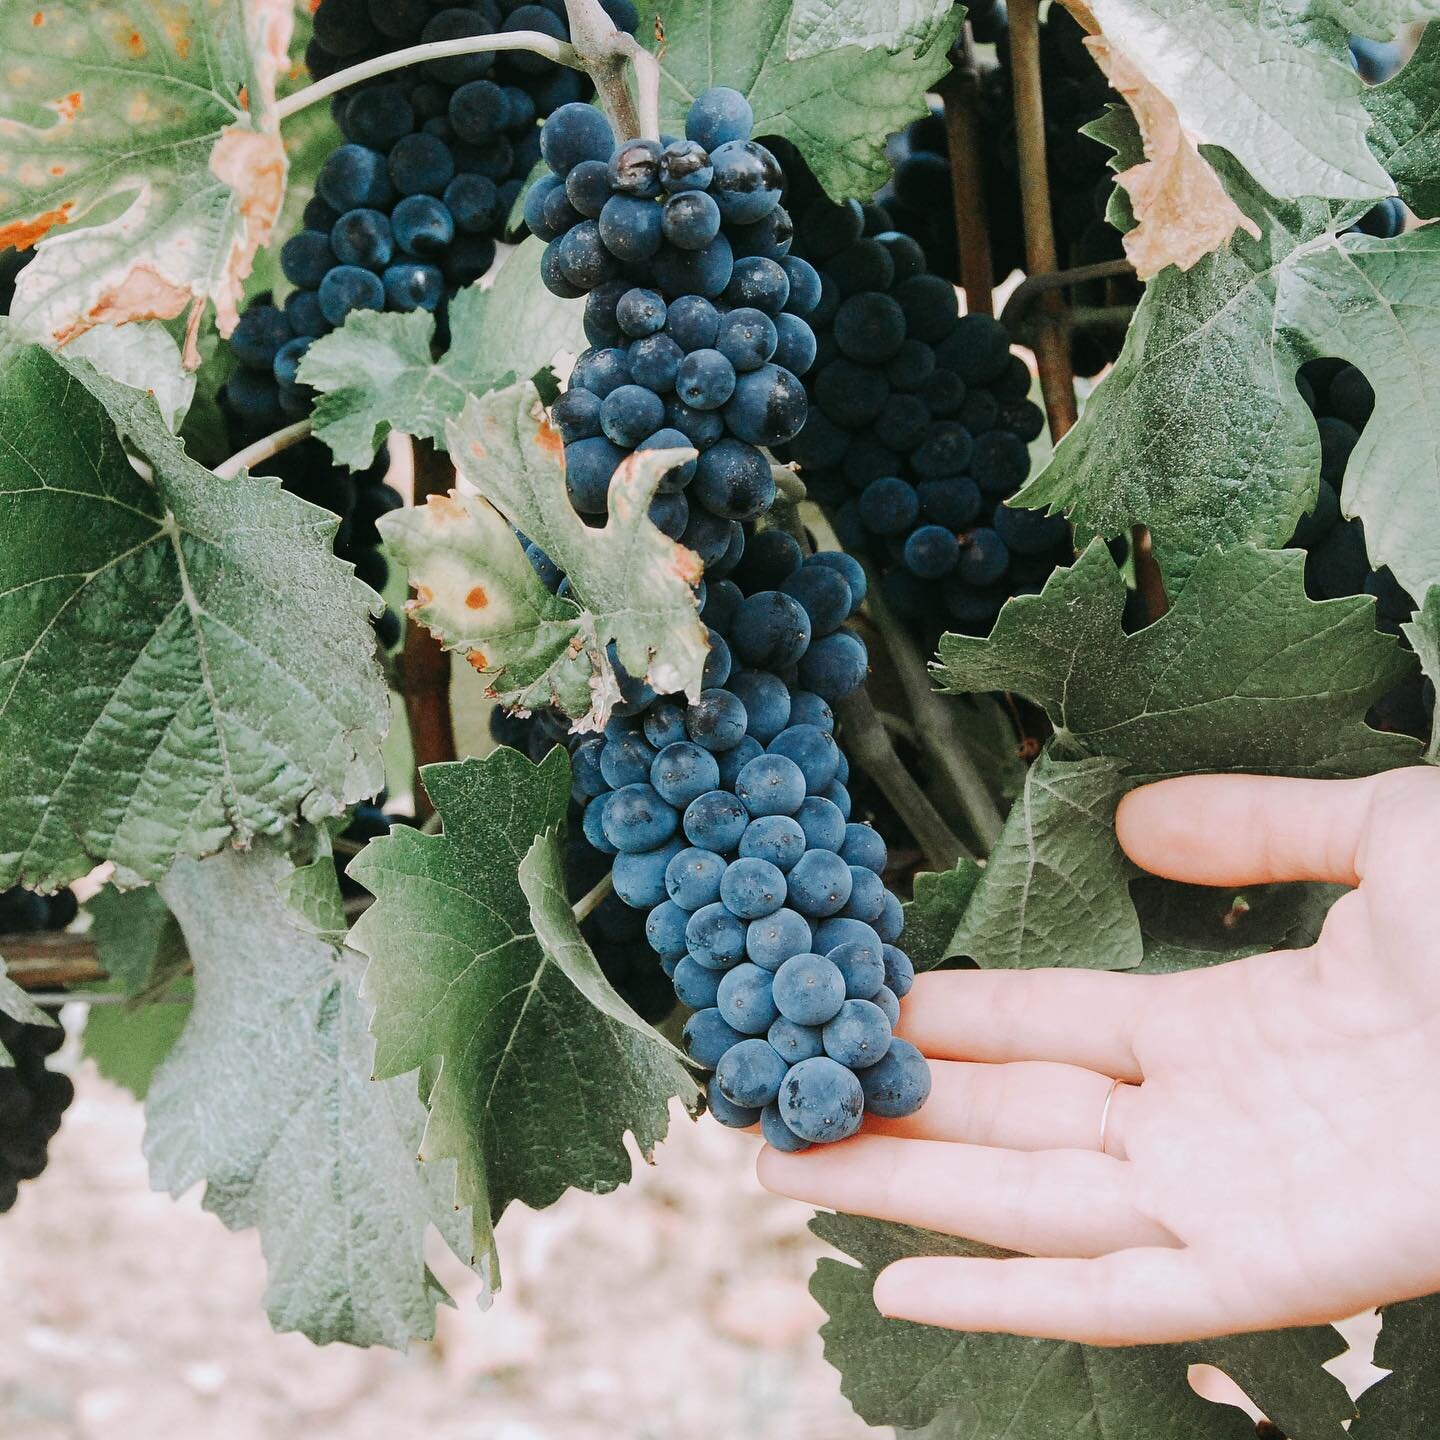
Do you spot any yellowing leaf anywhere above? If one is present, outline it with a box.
[0,0,293,363]
[1084,34,1260,277]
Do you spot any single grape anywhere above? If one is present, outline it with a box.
[745,907,813,970]
[683,789,751,853]
[777,1055,864,1143]
[858,1036,931,1118]
[716,962,781,1034]
[715,1037,788,1108]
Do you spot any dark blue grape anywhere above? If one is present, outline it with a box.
[343,83,414,149]
[767,1015,824,1063]
[829,939,884,1000]
[778,1055,863,1142]
[616,287,666,337]
[444,173,500,233]
[772,313,817,377]
[282,230,335,289]
[767,724,839,795]
[778,567,850,635]
[383,261,445,311]
[716,962,780,1034]
[760,1101,810,1151]
[660,139,713,192]
[716,308,777,372]
[613,838,683,908]
[608,137,663,197]
[676,348,737,410]
[661,191,722,250]
[806,551,867,607]
[421,8,500,85]
[318,144,393,212]
[572,346,632,397]
[739,815,806,872]
[318,264,385,325]
[882,944,915,998]
[600,383,665,447]
[563,435,624,512]
[524,174,567,240]
[664,294,721,351]
[684,689,748,751]
[858,1036,931,1118]
[840,824,886,874]
[796,630,868,702]
[391,194,455,256]
[600,730,655,789]
[686,902,748,970]
[230,304,291,371]
[716,734,764,788]
[903,524,960,578]
[956,527,1009,585]
[734,753,807,818]
[716,1037,788,1108]
[645,900,692,962]
[552,386,603,442]
[684,1008,747,1068]
[683,789,749,852]
[501,3,567,73]
[541,102,616,177]
[822,997,891,1067]
[673,955,724,1010]
[388,132,456,197]
[449,79,507,144]
[598,194,664,261]
[917,476,982,529]
[709,140,783,224]
[601,782,679,852]
[772,952,846,1025]
[627,334,683,392]
[652,233,733,299]
[331,208,394,270]
[726,670,791,744]
[686,86,753,151]
[705,1079,760,1129]
[664,845,726,909]
[692,438,774,521]
[559,218,621,286]
[720,856,787,919]
[858,477,919,537]
[971,430,1030,495]
[651,741,722,808]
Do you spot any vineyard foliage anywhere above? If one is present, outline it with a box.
[0,0,1438,1434]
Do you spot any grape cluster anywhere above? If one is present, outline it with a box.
[216,349,405,649]
[0,887,77,1215]
[534,89,818,564]
[0,1011,72,1214]
[880,4,1140,377]
[772,176,1064,643]
[562,537,930,1149]
[1288,359,1431,739]
[292,0,639,346]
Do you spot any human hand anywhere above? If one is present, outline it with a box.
[757,769,1440,1345]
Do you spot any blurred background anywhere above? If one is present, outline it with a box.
[0,1052,871,1440]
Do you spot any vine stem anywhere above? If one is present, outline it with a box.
[274,33,581,121]
[864,581,1005,848]
[572,872,613,923]
[214,418,312,480]
[836,688,972,872]
[804,502,1002,850]
[937,23,995,317]
[562,0,656,140]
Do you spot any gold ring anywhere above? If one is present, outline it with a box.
[1098,1078,1123,1156]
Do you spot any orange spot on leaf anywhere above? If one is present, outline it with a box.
[237,84,249,111]
[125,30,146,57]
[31,11,43,25]
[467,651,490,671]
[0,202,72,252]
[54,92,81,121]
[535,417,563,463]
[414,585,435,606]
[465,585,488,609]
[426,494,466,522]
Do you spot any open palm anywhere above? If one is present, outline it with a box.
[758,770,1440,1344]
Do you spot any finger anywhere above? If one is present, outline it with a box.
[758,1135,1174,1258]
[896,970,1159,1080]
[1115,774,1386,888]
[866,1059,1130,1156]
[874,1249,1233,1345]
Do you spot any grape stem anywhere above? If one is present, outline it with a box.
[836,686,973,871]
[274,33,582,122]
[562,0,659,140]
[862,579,1006,848]
[803,501,1004,850]
[572,871,614,923]
[214,418,313,480]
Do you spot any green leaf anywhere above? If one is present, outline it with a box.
[82,976,193,1099]
[785,0,957,61]
[347,749,699,1284]
[902,862,982,973]
[88,885,190,999]
[299,243,587,470]
[1134,876,1344,973]
[933,542,1419,781]
[1363,22,1440,220]
[0,0,293,361]
[1081,0,1413,203]
[810,1212,1354,1439]
[1019,160,1440,599]
[382,380,709,728]
[1350,1295,1440,1436]
[146,843,468,1349]
[950,753,1143,972]
[0,340,388,890]
[1403,587,1440,764]
[635,0,964,200]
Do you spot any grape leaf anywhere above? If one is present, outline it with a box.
[785,0,957,61]
[298,241,587,471]
[88,885,189,999]
[811,1212,1354,1438]
[82,975,193,1100]
[1,0,293,364]
[902,862,982,973]
[381,380,708,729]
[933,542,1419,780]
[347,748,699,1286]
[949,752,1143,972]
[145,843,469,1349]
[1071,0,1409,208]
[0,339,387,891]
[1134,876,1344,973]
[1403,589,1440,764]
[1363,23,1440,221]
[635,0,965,200]
[1350,1295,1440,1437]
[1018,151,1440,600]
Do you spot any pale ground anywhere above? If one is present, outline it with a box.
[0,1055,873,1440]
[0,1048,1385,1440]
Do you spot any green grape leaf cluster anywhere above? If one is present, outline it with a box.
[635,0,964,200]
[346,748,699,1288]
[0,0,294,374]
[810,1212,1356,1438]
[298,242,586,471]
[0,339,387,891]
[382,380,709,729]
